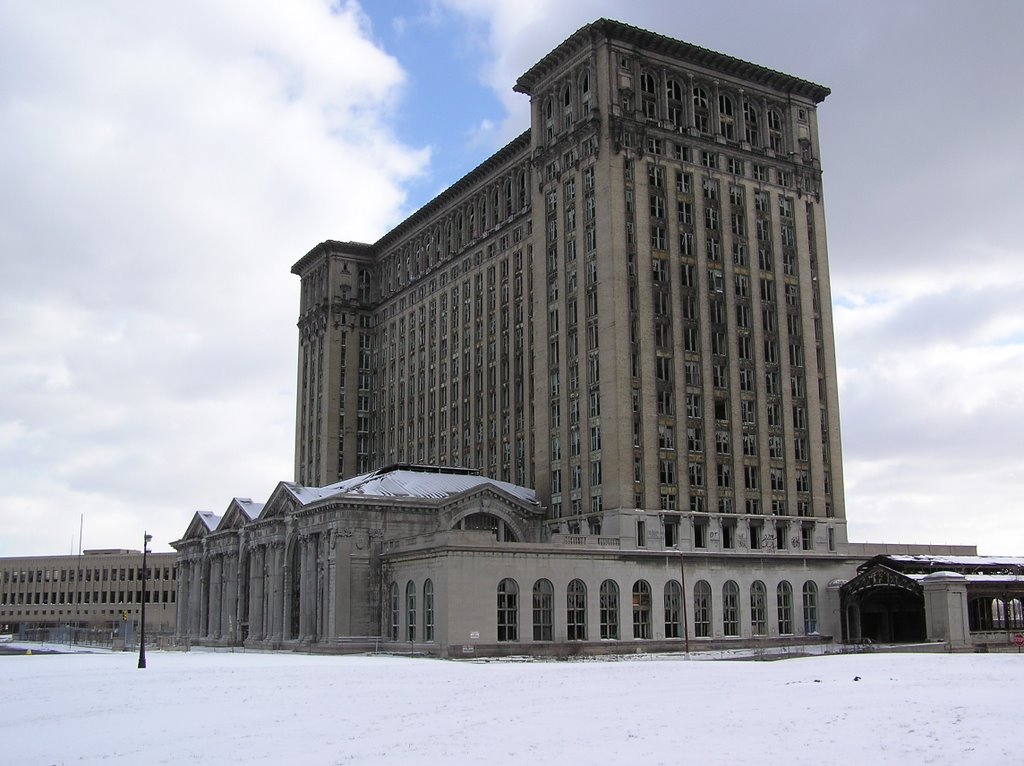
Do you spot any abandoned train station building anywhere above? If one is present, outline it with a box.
[171,19,1022,656]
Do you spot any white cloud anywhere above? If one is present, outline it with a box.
[0,1,429,555]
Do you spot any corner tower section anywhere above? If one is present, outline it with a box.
[516,19,846,553]
[291,240,377,486]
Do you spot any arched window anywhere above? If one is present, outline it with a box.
[632,580,652,639]
[640,71,658,120]
[389,582,399,641]
[423,579,434,642]
[1010,598,1024,629]
[567,579,587,640]
[693,580,712,637]
[802,581,818,634]
[497,578,519,641]
[750,581,767,635]
[723,580,740,636]
[406,581,417,642]
[599,579,619,639]
[777,581,793,635]
[532,579,553,640]
[664,580,682,638]
[503,178,513,219]
[743,100,760,146]
[562,83,574,130]
[718,94,735,140]
[580,70,591,113]
[544,97,555,142]
[692,86,709,133]
[666,79,683,127]
[968,596,995,631]
[767,108,784,152]
[517,172,527,211]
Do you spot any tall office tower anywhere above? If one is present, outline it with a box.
[291,19,846,553]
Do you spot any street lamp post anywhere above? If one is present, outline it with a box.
[138,532,152,669]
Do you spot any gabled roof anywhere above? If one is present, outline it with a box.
[197,511,220,531]
[178,510,222,543]
[256,481,310,520]
[216,497,265,531]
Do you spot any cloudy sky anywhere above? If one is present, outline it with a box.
[2,0,1022,557]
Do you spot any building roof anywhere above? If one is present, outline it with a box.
[319,464,538,505]
[290,132,531,276]
[515,18,831,102]
[233,498,264,521]
[860,554,1024,576]
[885,555,1024,569]
[197,511,221,532]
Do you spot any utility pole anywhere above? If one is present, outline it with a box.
[138,532,152,669]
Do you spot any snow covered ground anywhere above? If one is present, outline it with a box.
[2,645,1021,765]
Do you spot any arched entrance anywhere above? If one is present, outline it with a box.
[855,586,926,642]
[840,564,926,643]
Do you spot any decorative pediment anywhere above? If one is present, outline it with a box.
[841,564,922,599]
[219,497,264,530]
[257,482,305,520]
[440,483,544,518]
[439,484,546,543]
[180,510,222,542]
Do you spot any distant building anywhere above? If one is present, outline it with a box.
[0,549,177,638]
[172,19,996,656]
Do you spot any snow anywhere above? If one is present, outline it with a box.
[2,646,1021,764]
[323,467,539,504]
[885,555,1024,568]
[196,511,221,531]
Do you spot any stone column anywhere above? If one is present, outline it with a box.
[194,557,206,638]
[209,555,222,639]
[270,543,284,641]
[301,534,314,641]
[249,545,265,642]
[922,572,970,648]
[175,560,189,638]
[282,541,293,641]
[325,530,336,640]
[223,553,238,642]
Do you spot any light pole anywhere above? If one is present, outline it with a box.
[138,532,152,669]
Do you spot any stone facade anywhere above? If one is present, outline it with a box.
[172,19,988,656]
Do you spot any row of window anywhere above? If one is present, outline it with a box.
[0,589,174,606]
[380,168,531,297]
[388,580,435,643]
[1,566,173,585]
[493,577,819,642]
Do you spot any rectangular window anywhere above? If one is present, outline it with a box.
[693,519,708,549]
[664,519,678,548]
